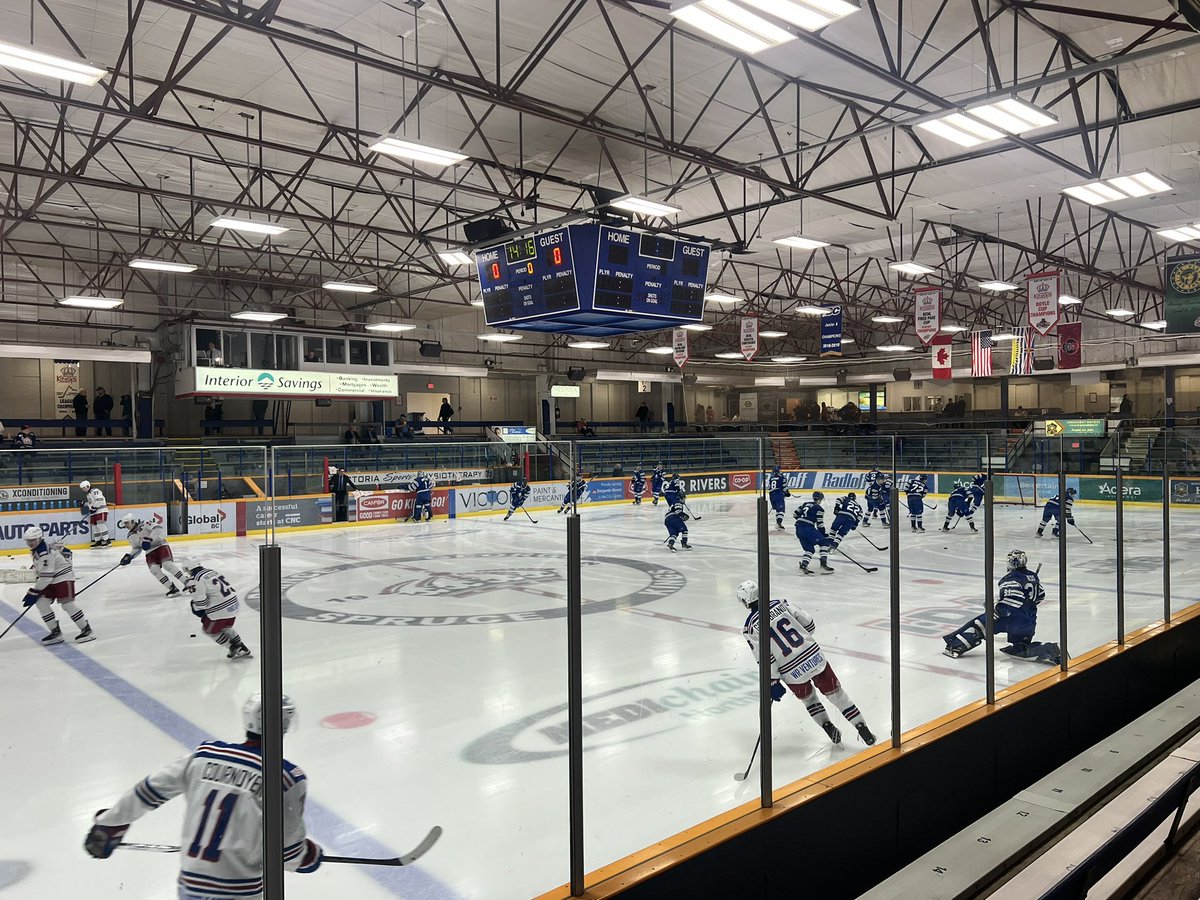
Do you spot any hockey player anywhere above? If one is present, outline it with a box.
[662,472,687,508]
[503,475,531,521]
[664,498,691,551]
[828,492,865,550]
[79,480,111,547]
[117,513,187,597]
[630,467,647,505]
[1037,487,1077,538]
[21,526,94,645]
[85,693,324,895]
[793,491,834,575]
[905,473,929,531]
[767,465,791,530]
[556,472,588,514]
[181,559,252,659]
[968,473,987,508]
[651,463,665,506]
[864,473,891,528]
[942,549,1060,665]
[408,471,435,522]
[738,580,875,746]
[942,482,979,532]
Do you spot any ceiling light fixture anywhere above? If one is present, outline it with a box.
[1156,224,1200,243]
[840,336,854,344]
[58,295,123,310]
[323,281,377,293]
[940,324,968,333]
[681,323,713,331]
[1104,308,1135,318]
[645,346,676,355]
[1057,294,1083,305]
[991,332,1016,341]
[568,340,609,350]
[915,114,1003,148]
[1062,171,1171,206]
[917,97,1056,148]
[210,217,288,237]
[794,304,827,315]
[367,137,468,168]
[773,234,830,250]
[877,344,914,352]
[230,310,287,323]
[438,250,475,266]
[470,298,485,307]
[478,333,523,343]
[364,323,415,332]
[714,351,745,359]
[705,292,744,304]
[773,355,807,363]
[669,1,794,54]
[871,314,905,323]
[978,279,1019,291]
[758,330,788,338]
[1142,320,1168,330]
[128,258,197,274]
[889,260,935,276]
[0,40,106,85]
[610,195,682,217]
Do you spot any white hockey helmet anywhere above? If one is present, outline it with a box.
[1007,549,1028,571]
[79,480,91,491]
[242,692,297,736]
[22,526,44,547]
[736,580,759,608]
[180,558,204,576]
[116,513,138,530]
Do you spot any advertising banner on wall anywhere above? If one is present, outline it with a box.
[187,367,398,399]
[455,482,565,514]
[353,488,454,521]
[1170,479,1200,505]
[359,469,491,488]
[1026,270,1060,335]
[913,288,941,345]
[0,504,167,552]
[1078,476,1162,504]
[171,501,238,534]
[0,486,71,502]
[235,497,327,533]
[1166,254,1200,334]
[54,359,82,417]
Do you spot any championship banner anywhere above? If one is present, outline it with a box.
[54,359,81,417]
[913,288,941,345]
[672,328,689,368]
[1166,254,1200,334]
[1026,270,1060,335]
[820,306,843,358]
[1057,321,1082,370]
[740,316,759,361]
[931,334,952,380]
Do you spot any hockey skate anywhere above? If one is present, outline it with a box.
[917,522,925,531]
[680,539,692,550]
[228,642,252,660]
[667,539,677,552]
[819,561,835,575]
[856,723,877,746]
[799,561,814,576]
[822,721,842,745]
[74,624,95,644]
[503,512,512,521]
[776,520,784,530]
[42,625,63,645]
[165,586,180,598]
[941,637,965,658]
[969,522,977,532]
[942,523,950,531]
[99,539,112,547]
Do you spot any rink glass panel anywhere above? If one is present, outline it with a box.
[270,440,569,900]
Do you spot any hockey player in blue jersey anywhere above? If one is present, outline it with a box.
[503,475,531,521]
[794,491,834,575]
[905,474,929,531]
[1036,487,1076,538]
[968,473,987,507]
[408,471,435,522]
[767,465,791,529]
[662,472,686,508]
[631,468,647,505]
[556,472,588,514]
[664,499,691,551]
[864,474,891,528]
[863,468,884,523]
[651,463,665,506]
[942,482,979,532]
[828,492,865,550]
[942,549,1060,665]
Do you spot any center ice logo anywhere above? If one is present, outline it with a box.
[380,568,560,599]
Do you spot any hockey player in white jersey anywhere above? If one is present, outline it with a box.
[21,526,94,645]
[79,480,112,547]
[85,693,323,897]
[738,580,875,746]
[117,513,187,596]
[182,559,252,660]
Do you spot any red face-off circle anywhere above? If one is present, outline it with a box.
[320,711,377,729]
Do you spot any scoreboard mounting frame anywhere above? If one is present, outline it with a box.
[475,224,710,337]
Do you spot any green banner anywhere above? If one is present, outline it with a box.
[1166,254,1200,335]
[1044,418,1106,437]
[1079,476,1163,504]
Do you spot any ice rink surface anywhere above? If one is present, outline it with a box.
[3,493,1198,899]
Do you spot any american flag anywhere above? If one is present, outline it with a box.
[1009,326,1035,376]
[971,329,993,377]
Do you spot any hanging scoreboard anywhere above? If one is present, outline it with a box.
[475,225,710,336]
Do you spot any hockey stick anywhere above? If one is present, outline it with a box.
[77,561,123,597]
[858,530,887,552]
[0,603,34,641]
[521,506,538,525]
[924,501,938,511]
[1070,521,1094,545]
[683,502,702,521]
[122,826,443,867]
[733,735,760,782]
[836,546,878,574]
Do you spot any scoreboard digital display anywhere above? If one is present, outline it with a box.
[475,225,709,336]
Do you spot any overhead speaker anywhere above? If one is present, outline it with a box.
[893,367,912,382]
[1032,357,1054,371]
[682,373,699,385]
[463,218,513,244]
[567,366,585,381]
[1170,0,1200,30]
[419,341,442,358]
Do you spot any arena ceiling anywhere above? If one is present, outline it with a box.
[1,0,1198,369]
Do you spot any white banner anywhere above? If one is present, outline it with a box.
[454,482,565,514]
[54,359,81,417]
[1027,271,1060,335]
[360,468,489,486]
[740,317,759,361]
[188,367,398,399]
[672,329,689,368]
[0,486,71,502]
[740,392,758,421]
[913,289,941,346]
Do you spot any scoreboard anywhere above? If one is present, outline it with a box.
[475,225,710,336]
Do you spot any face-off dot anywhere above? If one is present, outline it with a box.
[320,711,377,729]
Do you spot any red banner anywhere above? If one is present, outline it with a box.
[1057,321,1082,370]
[931,334,953,380]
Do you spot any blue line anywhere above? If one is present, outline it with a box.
[0,605,462,900]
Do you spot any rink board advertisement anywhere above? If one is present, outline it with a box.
[353,489,453,521]
[0,503,167,552]
[358,468,490,487]
[455,482,564,514]
[1171,479,1200,505]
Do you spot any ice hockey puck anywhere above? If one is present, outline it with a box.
[943,546,948,549]
[190,633,197,638]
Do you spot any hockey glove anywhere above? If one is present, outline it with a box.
[84,810,129,859]
[119,554,133,566]
[783,490,792,497]
[21,591,38,607]
[296,838,324,873]
[1066,516,1076,525]
[769,681,786,702]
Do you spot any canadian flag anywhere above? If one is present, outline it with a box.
[932,334,952,380]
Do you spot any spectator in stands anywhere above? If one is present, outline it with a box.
[1014,405,1028,419]
[637,401,652,433]
[343,424,360,444]
[397,416,414,441]
[212,399,224,435]
[304,349,321,362]
[203,401,216,436]
[120,394,132,436]
[838,401,861,423]
[705,405,715,423]
[330,466,356,523]
[694,402,705,425]
[1119,395,1133,416]
[360,425,381,444]
[73,389,89,437]
[13,425,35,449]
[94,387,114,437]
[438,397,455,434]
[576,418,596,437]
[252,398,269,435]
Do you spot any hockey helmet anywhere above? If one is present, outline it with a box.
[736,580,759,608]
[79,480,91,491]
[116,514,139,530]
[812,490,824,502]
[180,558,204,575]
[515,475,527,485]
[22,526,44,547]
[1006,549,1028,571]
[772,465,781,475]
[1066,487,1077,497]
[242,692,297,737]
[874,473,885,482]
[918,473,929,482]
[846,491,857,501]
[974,473,987,485]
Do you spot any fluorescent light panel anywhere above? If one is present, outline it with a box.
[794,304,826,315]
[129,258,197,273]
[774,234,830,250]
[59,295,123,310]
[705,292,743,303]
[877,344,913,352]
[439,250,474,266]
[1104,308,1135,318]
[211,217,288,237]
[470,298,485,307]
[567,340,609,349]
[478,333,523,342]
[230,310,287,322]
[364,323,415,332]
[871,314,905,323]
[0,343,150,363]
[323,281,376,293]
[991,332,1016,341]
[978,279,1019,291]
[714,351,744,359]
[610,195,682,217]
[394,362,489,377]
[758,330,787,338]
[1062,171,1171,206]
[1143,320,1168,330]
[1057,294,1083,305]
[840,336,854,344]
[645,346,676,355]
[1157,225,1200,242]
[889,260,935,276]
[966,97,1058,132]
[0,40,106,85]
[681,323,712,331]
[773,355,806,363]
[367,137,468,167]
[940,324,968,332]
[669,1,794,54]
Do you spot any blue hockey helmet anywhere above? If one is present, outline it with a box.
[812,490,824,503]
[515,475,527,485]
[974,473,987,485]
[1006,549,1028,571]
[1066,487,1077,497]
[846,491,856,501]
[918,473,928,482]
[772,465,781,475]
